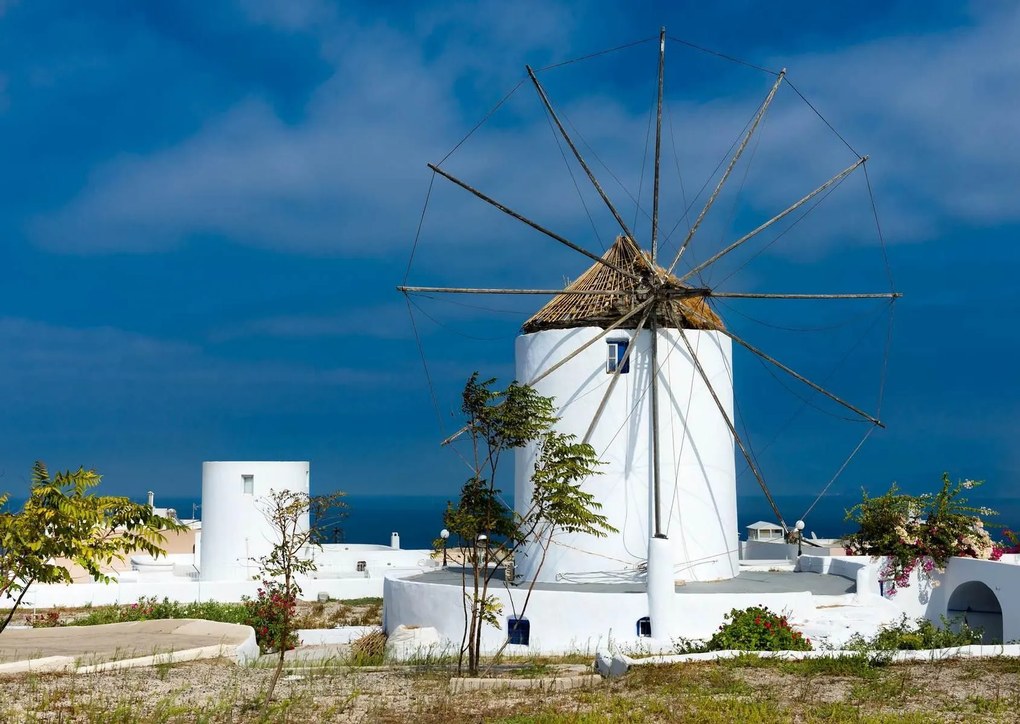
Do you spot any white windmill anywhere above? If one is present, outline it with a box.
[399,28,899,638]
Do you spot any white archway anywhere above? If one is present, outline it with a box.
[947,581,1003,644]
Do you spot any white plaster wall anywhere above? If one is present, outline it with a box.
[200,462,310,582]
[514,327,737,584]
[384,577,814,654]
[8,571,427,609]
[807,554,1020,643]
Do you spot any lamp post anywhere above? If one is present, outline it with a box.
[440,528,450,567]
[477,533,488,568]
[795,520,806,557]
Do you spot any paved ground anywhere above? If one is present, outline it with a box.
[0,619,255,670]
[408,568,855,596]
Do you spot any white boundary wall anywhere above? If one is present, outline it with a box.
[514,328,737,584]
[384,576,814,655]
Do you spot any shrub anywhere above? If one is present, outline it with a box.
[54,597,249,628]
[243,581,298,654]
[844,615,982,651]
[674,606,811,653]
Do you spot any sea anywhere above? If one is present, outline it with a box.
[117,491,1020,551]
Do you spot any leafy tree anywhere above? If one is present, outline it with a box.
[0,461,186,633]
[255,488,346,714]
[442,374,615,675]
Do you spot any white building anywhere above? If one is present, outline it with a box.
[514,235,738,585]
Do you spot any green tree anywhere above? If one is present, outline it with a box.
[0,461,186,633]
[254,488,346,715]
[442,374,615,675]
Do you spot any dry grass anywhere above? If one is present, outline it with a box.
[0,654,1018,722]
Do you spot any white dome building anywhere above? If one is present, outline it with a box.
[514,236,738,585]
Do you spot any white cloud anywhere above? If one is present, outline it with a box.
[28,4,1020,268]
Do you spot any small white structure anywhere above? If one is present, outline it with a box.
[514,237,737,585]
[200,461,310,582]
[746,521,785,542]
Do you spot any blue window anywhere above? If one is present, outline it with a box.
[607,339,630,374]
[507,617,530,645]
[636,616,651,637]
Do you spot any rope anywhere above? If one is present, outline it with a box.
[403,294,445,436]
[712,171,851,287]
[800,426,875,521]
[405,295,515,342]
[541,89,604,250]
[730,300,891,474]
[666,35,780,76]
[876,299,896,417]
[707,100,770,288]
[534,36,657,72]
[633,83,657,232]
[437,80,524,166]
[660,98,763,261]
[403,171,435,285]
[784,78,860,158]
[863,161,897,290]
[562,111,649,226]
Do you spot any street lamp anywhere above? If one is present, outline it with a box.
[440,528,450,567]
[795,520,806,557]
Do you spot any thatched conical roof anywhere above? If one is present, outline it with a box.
[521,235,723,333]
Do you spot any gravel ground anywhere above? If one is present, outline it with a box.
[1,656,1019,722]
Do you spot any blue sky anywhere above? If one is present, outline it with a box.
[0,1,1017,513]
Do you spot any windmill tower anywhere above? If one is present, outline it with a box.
[513,235,738,584]
[399,27,898,639]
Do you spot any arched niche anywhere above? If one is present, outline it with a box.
[946,581,1003,644]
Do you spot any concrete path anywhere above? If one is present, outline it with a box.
[0,619,258,674]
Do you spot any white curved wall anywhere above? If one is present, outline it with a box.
[514,327,737,584]
[200,461,310,581]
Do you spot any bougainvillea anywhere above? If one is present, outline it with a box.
[843,474,997,596]
[243,581,298,654]
[991,529,1020,561]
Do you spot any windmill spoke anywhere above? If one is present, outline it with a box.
[428,163,641,281]
[651,26,666,263]
[528,298,655,386]
[707,292,902,300]
[582,307,652,445]
[526,66,638,245]
[677,156,867,283]
[398,286,634,296]
[666,70,786,275]
[679,303,884,427]
[666,307,787,532]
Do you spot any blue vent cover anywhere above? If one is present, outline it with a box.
[507,617,530,646]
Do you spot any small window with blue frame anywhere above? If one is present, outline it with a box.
[607,338,630,374]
